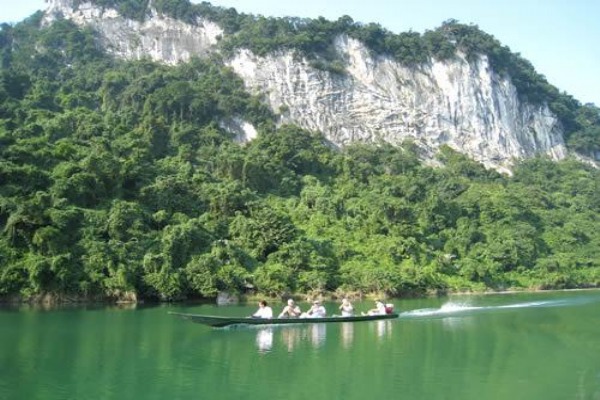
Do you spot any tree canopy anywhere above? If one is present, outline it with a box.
[0,4,599,302]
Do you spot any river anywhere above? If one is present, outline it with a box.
[1,290,599,400]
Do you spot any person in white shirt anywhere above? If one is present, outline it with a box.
[339,298,354,317]
[252,300,273,319]
[278,298,301,318]
[302,300,326,318]
[365,300,387,316]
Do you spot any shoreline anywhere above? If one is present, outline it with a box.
[2,285,598,307]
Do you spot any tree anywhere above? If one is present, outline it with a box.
[230,206,297,260]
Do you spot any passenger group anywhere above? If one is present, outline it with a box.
[252,298,391,319]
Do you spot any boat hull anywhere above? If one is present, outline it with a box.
[169,312,398,327]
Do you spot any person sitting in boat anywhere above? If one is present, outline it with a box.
[278,298,301,318]
[251,300,273,319]
[301,300,326,318]
[339,298,354,317]
[364,300,387,316]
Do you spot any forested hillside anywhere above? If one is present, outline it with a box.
[0,8,599,302]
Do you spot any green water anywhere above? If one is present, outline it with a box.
[1,291,599,400]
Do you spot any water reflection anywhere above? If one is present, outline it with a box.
[341,323,354,348]
[253,320,400,352]
[281,327,302,352]
[255,328,273,353]
[376,320,392,340]
[309,324,326,348]
[280,324,327,350]
[255,324,331,353]
[253,319,400,352]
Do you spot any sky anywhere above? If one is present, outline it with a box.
[1,0,598,106]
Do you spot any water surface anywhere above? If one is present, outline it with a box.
[1,290,599,400]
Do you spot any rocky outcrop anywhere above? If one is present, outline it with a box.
[43,0,568,171]
[228,37,566,171]
[43,0,222,64]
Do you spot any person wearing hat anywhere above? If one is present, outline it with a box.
[303,299,326,318]
[278,298,302,318]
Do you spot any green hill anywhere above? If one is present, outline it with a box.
[0,4,599,302]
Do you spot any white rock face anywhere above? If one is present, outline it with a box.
[43,0,568,170]
[228,37,566,170]
[219,117,258,142]
[43,0,222,64]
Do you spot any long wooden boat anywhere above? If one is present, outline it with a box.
[169,312,399,328]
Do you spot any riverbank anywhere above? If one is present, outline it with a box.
[2,284,598,306]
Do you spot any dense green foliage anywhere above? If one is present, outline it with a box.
[0,7,599,301]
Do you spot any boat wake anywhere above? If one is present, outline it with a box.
[398,295,599,320]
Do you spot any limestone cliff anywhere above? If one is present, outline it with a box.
[43,0,223,63]
[43,0,568,171]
